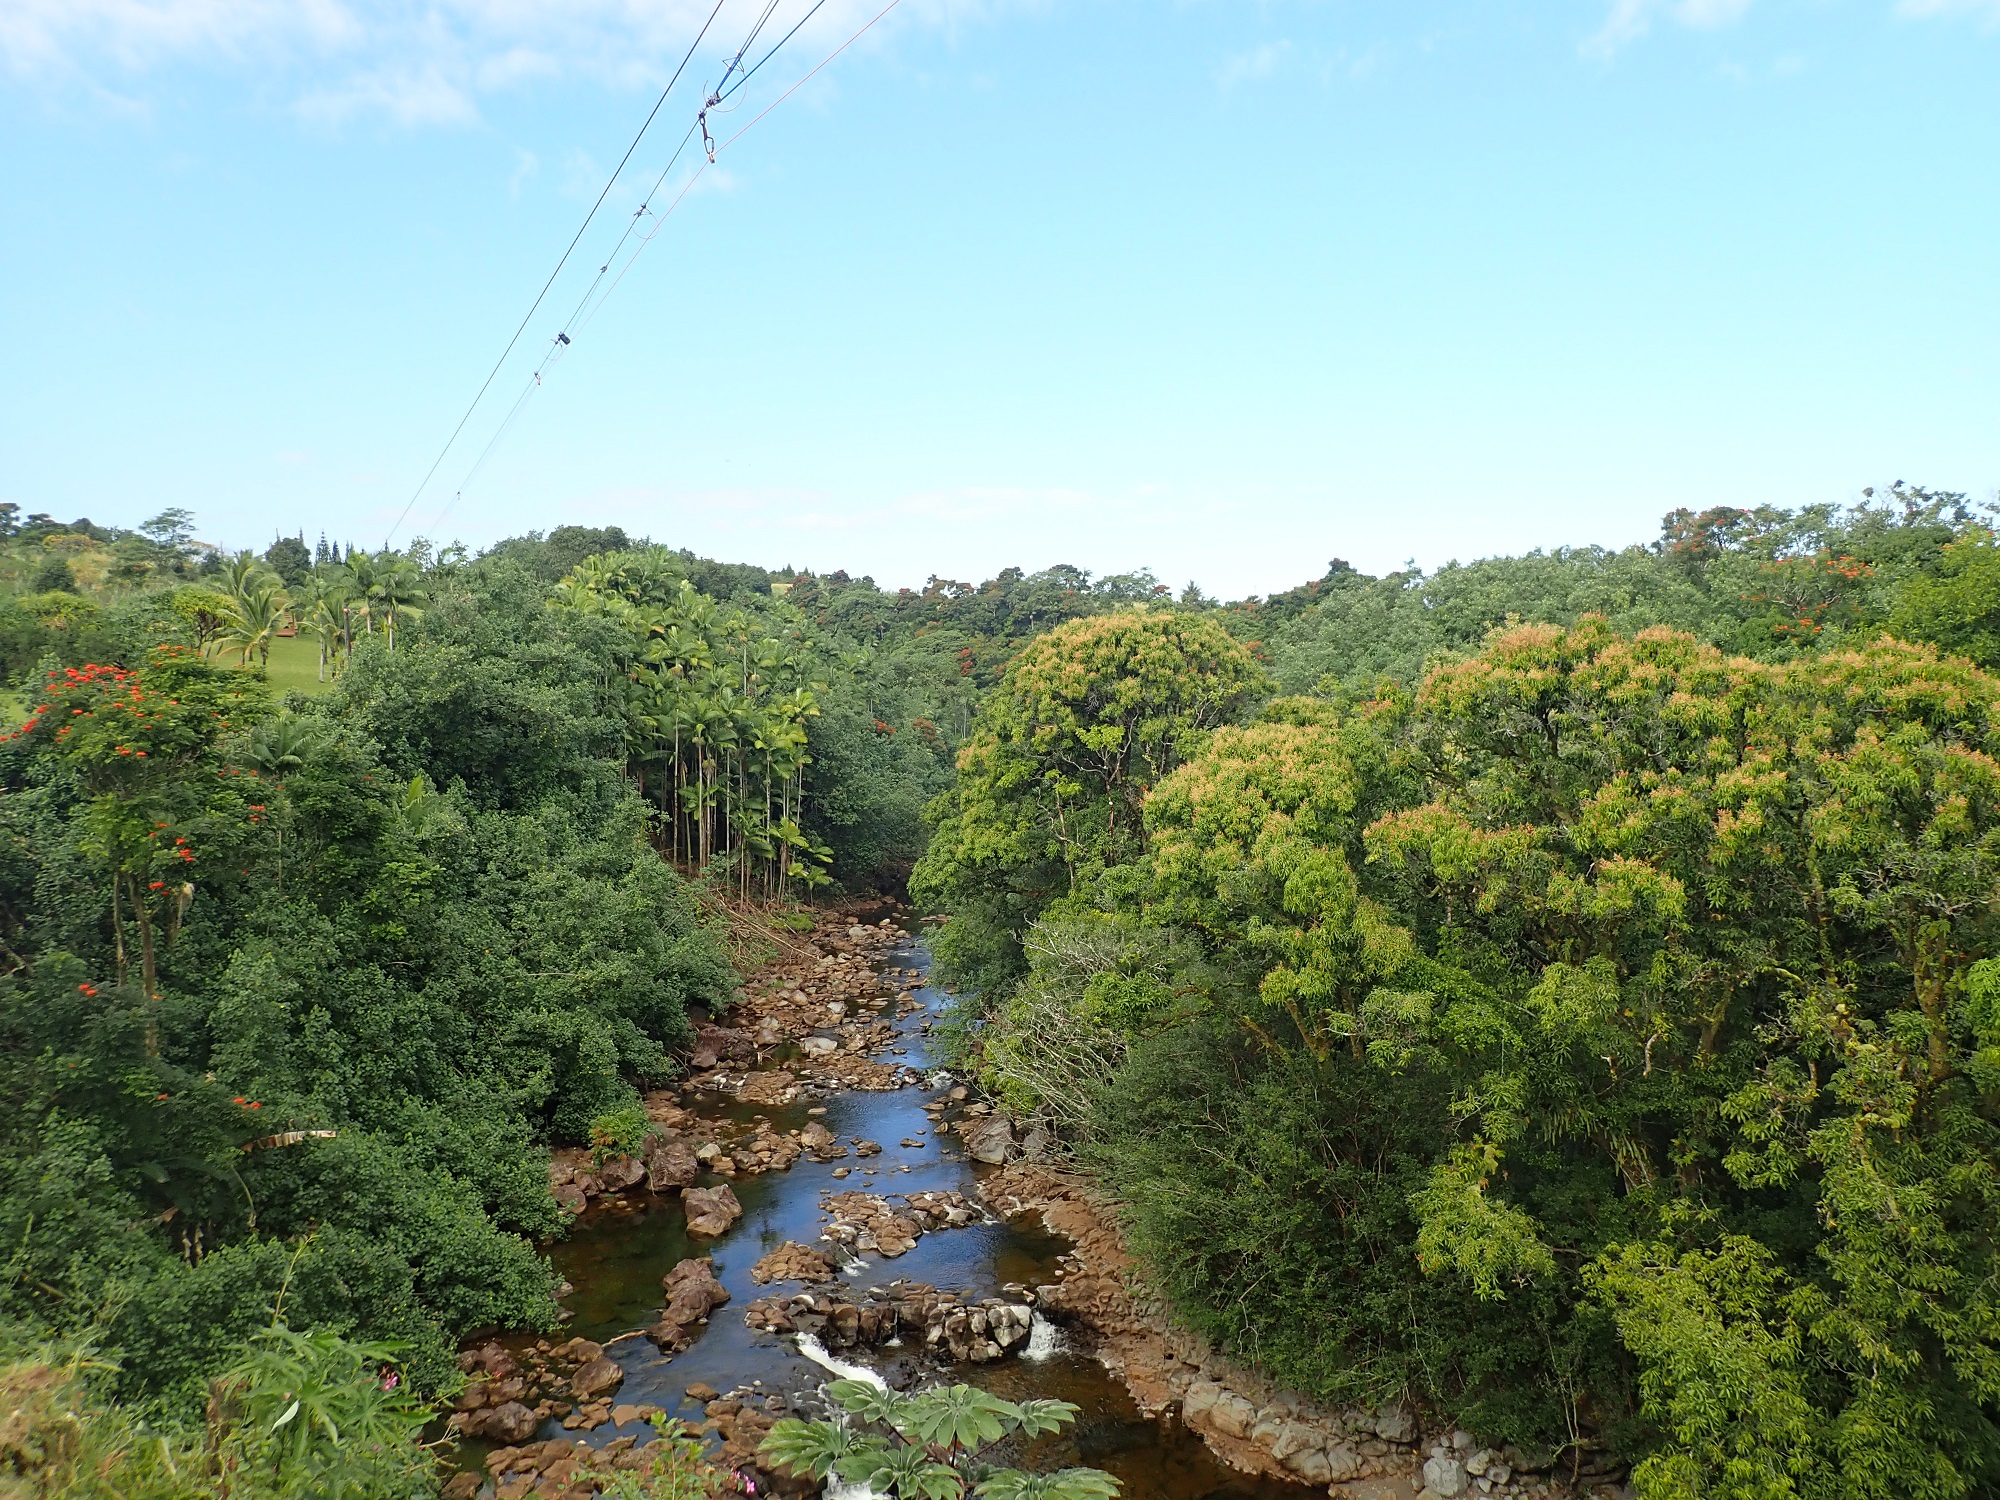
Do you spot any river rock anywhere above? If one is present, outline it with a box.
[799,1121,848,1158]
[735,1070,797,1106]
[820,1189,975,1259]
[744,1282,1034,1362]
[1375,1401,1417,1443]
[644,1133,700,1191]
[1206,1392,1257,1439]
[571,1356,624,1401]
[750,1242,837,1284]
[682,1184,742,1236]
[962,1115,1015,1164]
[552,1182,587,1213]
[1422,1454,1469,1498]
[595,1154,647,1192]
[690,1025,756,1069]
[480,1400,539,1443]
[648,1257,731,1351]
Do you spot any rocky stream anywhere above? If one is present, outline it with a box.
[441,909,1630,1500]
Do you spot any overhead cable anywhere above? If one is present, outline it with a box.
[425,0,907,536]
[383,0,733,547]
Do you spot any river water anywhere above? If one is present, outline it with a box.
[469,929,1319,1499]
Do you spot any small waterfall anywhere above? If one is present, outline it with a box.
[795,1335,887,1500]
[1024,1311,1067,1362]
[795,1332,888,1389]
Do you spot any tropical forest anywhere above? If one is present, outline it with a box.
[2,487,1999,1500]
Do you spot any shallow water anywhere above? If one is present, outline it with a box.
[468,933,1320,1500]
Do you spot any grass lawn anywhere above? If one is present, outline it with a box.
[235,633,335,698]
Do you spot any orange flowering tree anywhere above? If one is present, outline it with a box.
[6,648,270,1024]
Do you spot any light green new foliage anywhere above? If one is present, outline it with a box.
[1586,1228,1813,1500]
[761,1379,1118,1500]
[913,608,1268,992]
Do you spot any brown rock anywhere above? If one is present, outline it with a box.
[682,1183,743,1236]
[963,1115,1016,1164]
[644,1134,700,1192]
[485,1400,540,1443]
[749,1242,837,1285]
[693,1024,756,1066]
[663,1255,730,1308]
[595,1154,647,1192]
[571,1356,624,1401]
[443,1472,483,1500]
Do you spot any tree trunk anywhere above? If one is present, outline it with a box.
[110,876,129,989]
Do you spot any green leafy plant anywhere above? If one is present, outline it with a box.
[761,1379,1118,1500]
[588,1102,652,1162]
[211,1322,437,1500]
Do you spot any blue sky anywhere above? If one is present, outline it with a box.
[3,0,1996,598]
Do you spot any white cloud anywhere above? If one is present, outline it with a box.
[1896,0,2000,21]
[1218,39,1290,89]
[0,0,960,126]
[295,63,478,126]
[1582,0,1755,59]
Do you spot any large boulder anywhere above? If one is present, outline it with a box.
[645,1133,700,1192]
[595,1154,647,1192]
[1375,1401,1417,1443]
[649,1257,732,1351]
[799,1121,837,1153]
[1422,1455,1469,1499]
[572,1356,625,1401]
[478,1400,539,1443]
[663,1256,730,1318]
[682,1184,742,1237]
[962,1115,1016,1165]
[689,1026,757,1069]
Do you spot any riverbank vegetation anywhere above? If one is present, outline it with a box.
[6,486,2000,1496]
[920,488,2000,1500]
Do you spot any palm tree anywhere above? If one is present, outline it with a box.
[221,550,281,602]
[241,713,324,778]
[341,552,380,637]
[370,551,427,651]
[223,583,288,670]
[294,576,349,682]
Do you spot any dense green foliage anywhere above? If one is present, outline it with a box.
[0,1328,438,1500]
[0,545,739,1447]
[925,495,2000,1497]
[911,610,1267,990]
[8,487,2000,1497]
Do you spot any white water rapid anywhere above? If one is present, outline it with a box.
[1023,1310,1068,1362]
